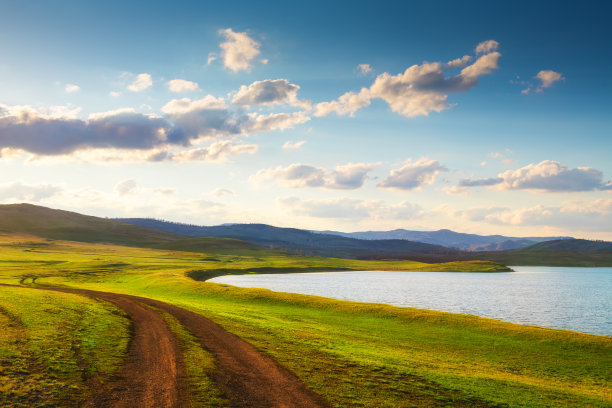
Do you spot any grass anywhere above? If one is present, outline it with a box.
[157,309,228,407]
[0,233,609,407]
[0,285,130,407]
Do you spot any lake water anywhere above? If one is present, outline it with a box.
[209,267,612,336]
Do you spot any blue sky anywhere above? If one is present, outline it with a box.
[1,0,611,239]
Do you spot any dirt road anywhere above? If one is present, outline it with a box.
[11,285,330,408]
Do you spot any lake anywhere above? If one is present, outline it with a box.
[209,267,612,336]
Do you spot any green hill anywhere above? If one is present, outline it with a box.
[468,239,612,266]
[0,204,269,255]
[0,203,182,246]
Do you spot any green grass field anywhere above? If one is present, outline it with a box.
[0,285,130,407]
[0,233,610,407]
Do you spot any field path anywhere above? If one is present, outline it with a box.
[78,291,184,408]
[8,285,330,408]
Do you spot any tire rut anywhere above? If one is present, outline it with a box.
[4,284,330,408]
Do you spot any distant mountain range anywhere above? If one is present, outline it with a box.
[1,204,610,266]
[114,219,462,261]
[117,218,570,252]
[317,229,571,251]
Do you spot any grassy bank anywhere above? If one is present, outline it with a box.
[0,234,609,407]
[0,286,130,407]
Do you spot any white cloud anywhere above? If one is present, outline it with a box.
[378,158,448,191]
[329,162,377,190]
[456,160,612,193]
[161,95,227,115]
[232,79,310,108]
[212,188,235,197]
[109,91,121,97]
[536,70,564,91]
[252,164,326,188]
[447,55,471,68]
[127,73,153,92]
[279,197,372,219]
[282,140,306,150]
[115,179,137,196]
[0,91,310,160]
[458,199,612,232]
[252,162,376,190]
[314,88,371,117]
[152,188,176,196]
[278,196,422,220]
[218,28,262,72]
[207,53,218,65]
[357,64,373,74]
[167,79,200,93]
[0,105,181,156]
[247,111,310,133]
[520,70,565,94]
[0,181,63,202]
[65,84,80,93]
[169,140,258,162]
[316,41,501,118]
[475,40,499,54]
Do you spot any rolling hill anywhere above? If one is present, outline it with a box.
[318,228,570,251]
[2,205,611,266]
[118,218,612,266]
[115,218,463,261]
[0,204,266,255]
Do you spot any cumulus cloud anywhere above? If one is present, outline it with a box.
[127,73,153,92]
[169,140,258,162]
[457,199,612,231]
[218,28,262,72]
[447,55,471,68]
[160,96,245,140]
[115,179,137,196]
[0,93,312,160]
[282,140,306,150]
[65,84,80,93]
[357,64,373,75]
[456,160,611,193]
[314,88,371,117]
[252,162,375,189]
[378,158,448,191]
[232,79,310,108]
[278,196,422,220]
[536,70,565,91]
[167,79,200,93]
[520,70,565,94]
[152,188,176,196]
[212,188,235,197]
[0,181,63,202]
[475,40,499,54]
[315,40,501,118]
[247,111,310,133]
[0,105,183,156]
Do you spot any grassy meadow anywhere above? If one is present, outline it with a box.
[0,285,130,407]
[0,232,610,407]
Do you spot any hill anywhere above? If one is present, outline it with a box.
[467,239,612,267]
[318,228,570,251]
[0,204,267,255]
[116,218,463,261]
[118,218,612,266]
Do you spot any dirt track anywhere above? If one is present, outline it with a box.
[13,285,330,408]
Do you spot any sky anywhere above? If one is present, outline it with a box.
[1,0,611,239]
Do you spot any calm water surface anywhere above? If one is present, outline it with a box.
[209,267,612,335]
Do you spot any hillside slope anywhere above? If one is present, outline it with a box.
[319,228,570,251]
[116,218,463,261]
[0,204,266,255]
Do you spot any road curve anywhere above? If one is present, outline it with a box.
[6,285,330,408]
